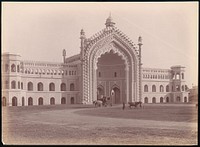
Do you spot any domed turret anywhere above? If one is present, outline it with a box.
[105,14,115,28]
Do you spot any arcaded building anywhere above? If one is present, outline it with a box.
[1,16,189,106]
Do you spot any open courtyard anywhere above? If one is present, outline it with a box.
[2,103,198,145]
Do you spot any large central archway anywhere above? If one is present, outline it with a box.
[97,50,126,104]
[81,27,141,104]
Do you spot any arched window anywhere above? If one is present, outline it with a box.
[18,81,20,89]
[166,85,169,92]
[17,65,20,72]
[21,82,23,89]
[114,72,117,77]
[5,64,9,72]
[49,82,55,91]
[37,82,43,91]
[70,83,75,91]
[160,97,163,103]
[160,85,164,92]
[144,85,148,92]
[152,85,156,92]
[2,97,6,106]
[152,97,156,103]
[184,97,187,103]
[71,97,75,104]
[5,80,9,89]
[11,64,16,72]
[38,97,43,105]
[182,85,184,91]
[12,97,17,106]
[61,97,66,104]
[50,97,55,105]
[22,97,24,106]
[166,97,169,103]
[28,82,33,91]
[99,72,101,77]
[28,97,33,106]
[60,83,66,91]
[144,97,148,103]
[176,74,180,79]
[11,81,16,89]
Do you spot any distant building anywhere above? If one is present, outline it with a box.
[188,86,198,103]
[1,16,189,106]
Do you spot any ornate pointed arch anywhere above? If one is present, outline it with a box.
[81,27,141,104]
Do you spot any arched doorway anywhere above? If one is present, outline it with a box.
[152,97,156,103]
[160,97,164,103]
[38,97,43,105]
[28,97,33,106]
[61,97,66,104]
[12,97,17,106]
[50,97,55,105]
[166,97,169,103]
[184,97,187,103]
[71,97,75,104]
[112,87,120,104]
[97,86,104,100]
[2,97,6,106]
[144,97,148,103]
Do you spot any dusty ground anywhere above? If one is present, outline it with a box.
[2,104,198,145]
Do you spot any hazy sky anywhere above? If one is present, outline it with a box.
[2,2,198,87]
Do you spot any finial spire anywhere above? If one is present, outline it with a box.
[105,13,115,28]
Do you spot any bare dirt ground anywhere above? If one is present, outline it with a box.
[2,104,198,145]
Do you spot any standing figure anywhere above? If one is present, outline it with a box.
[122,102,125,110]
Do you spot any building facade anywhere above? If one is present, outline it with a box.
[1,16,189,106]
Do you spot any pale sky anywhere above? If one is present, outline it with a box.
[2,2,198,88]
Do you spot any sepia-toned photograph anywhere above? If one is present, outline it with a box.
[1,2,198,145]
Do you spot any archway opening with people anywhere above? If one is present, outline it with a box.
[97,51,125,104]
[97,86,104,100]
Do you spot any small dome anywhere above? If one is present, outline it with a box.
[105,15,115,28]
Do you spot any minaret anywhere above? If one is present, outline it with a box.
[62,49,66,63]
[105,13,115,28]
[80,29,86,59]
[138,36,143,102]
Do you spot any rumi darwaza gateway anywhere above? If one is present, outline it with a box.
[2,16,189,106]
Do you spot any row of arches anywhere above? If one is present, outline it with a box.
[144,96,187,103]
[24,68,77,76]
[144,85,166,92]
[144,84,187,92]
[2,97,75,106]
[143,74,170,79]
[4,64,20,73]
[172,73,184,80]
[8,81,23,89]
[3,63,78,76]
[98,71,118,78]
[9,81,75,91]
